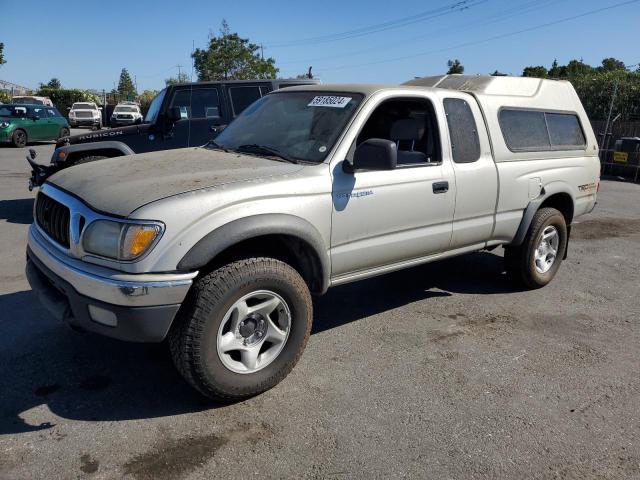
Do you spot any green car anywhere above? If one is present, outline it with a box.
[0,104,70,148]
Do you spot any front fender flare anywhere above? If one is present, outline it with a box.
[177,214,330,293]
[51,141,135,164]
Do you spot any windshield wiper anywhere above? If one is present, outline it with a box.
[235,144,298,164]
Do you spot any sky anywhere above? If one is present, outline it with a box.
[1,0,639,93]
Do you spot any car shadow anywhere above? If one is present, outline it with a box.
[0,251,515,435]
[0,198,34,224]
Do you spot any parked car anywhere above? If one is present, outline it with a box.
[27,78,320,188]
[12,95,54,107]
[0,104,70,147]
[110,102,143,127]
[68,102,103,129]
[25,75,600,401]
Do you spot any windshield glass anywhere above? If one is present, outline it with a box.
[213,91,363,163]
[0,105,29,117]
[72,103,96,110]
[115,106,138,112]
[12,97,43,105]
[145,89,166,123]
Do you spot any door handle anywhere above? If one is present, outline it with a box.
[432,181,449,194]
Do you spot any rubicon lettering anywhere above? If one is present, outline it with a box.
[78,130,124,141]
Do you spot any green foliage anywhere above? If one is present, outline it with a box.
[522,66,548,78]
[165,72,190,86]
[117,68,137,99]
[192,20,278,81]
[520,58,640,120]
[40,78,62,89]
[137,89,159,112]
[0,91,10,103]
[36,87,101,114]
[0,42,6,66]
[447,59,464,74]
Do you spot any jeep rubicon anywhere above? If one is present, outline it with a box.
[27,78,319,189]
[26,76,600,401]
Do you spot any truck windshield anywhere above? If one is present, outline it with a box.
[73,103,96,110]
[213,91,363,163]
[145,89,166,123]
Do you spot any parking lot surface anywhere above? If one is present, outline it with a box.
[1,135,639,479]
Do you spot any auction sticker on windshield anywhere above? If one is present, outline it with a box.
[308,96,352,108]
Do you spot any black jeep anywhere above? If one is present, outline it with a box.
[27,78,319,189]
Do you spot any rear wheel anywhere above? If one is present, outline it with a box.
[11,129,27,148]
[58,127,70,139]
[505,207,567,289]
[169,257,313,401]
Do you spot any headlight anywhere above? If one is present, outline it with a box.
[0,121,10,129]
[83,220,163,261]
[69,111,75,116]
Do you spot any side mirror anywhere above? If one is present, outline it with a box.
[67,107,71,110]
[167,106,183,123]
[350,138,397,172]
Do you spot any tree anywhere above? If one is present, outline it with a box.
[600,57,626,72]
[522,66,548,78]
[0,42,6,67]
[296,66,314,79]
[117,68,137,99]
[165,72,190,86]
[40,78,62,89]
[447,59,464,74]
[137,90,160,113]
[192,20,278,81]
[565,59,593,78]
[548,59,565,78]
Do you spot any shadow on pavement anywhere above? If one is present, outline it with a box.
[0,251,514,435]
[0,198,34,224]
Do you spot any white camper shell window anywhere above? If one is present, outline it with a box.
[499,109,586,152]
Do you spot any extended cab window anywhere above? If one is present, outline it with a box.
[499,109,585,151]
[443,98,480,163]
[356,97,440,165]
[229,86,262,116]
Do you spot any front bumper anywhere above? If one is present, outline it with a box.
[69,118,101,126]
[26,226,197,342]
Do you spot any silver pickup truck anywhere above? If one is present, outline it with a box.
[26,75,600,401]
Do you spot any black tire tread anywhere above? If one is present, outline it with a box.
[169,257,312,402]
[505,207,566,289]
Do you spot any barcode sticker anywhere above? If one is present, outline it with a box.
[307,96,353,108]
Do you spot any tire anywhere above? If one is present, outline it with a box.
[11,129,27,148]
[58,127,70,139]
[504,207,567,289]
[169,257,313,402]
[75,155,108,165]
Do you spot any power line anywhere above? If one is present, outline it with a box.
[278,0,566,66]
[265,0,487,48]
[316,0,640,73]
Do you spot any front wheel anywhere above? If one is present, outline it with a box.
[169,257,313,401]
[11,129,27,148]
[505,207,567,289]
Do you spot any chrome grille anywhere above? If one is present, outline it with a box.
[75,111,93,118]
[35,193,70,248]
[117,114,133,119]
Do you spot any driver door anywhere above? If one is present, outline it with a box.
[330,94,456,278]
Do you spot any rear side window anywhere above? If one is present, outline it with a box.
[499,109,585,151]
[229,86,262,116]
[443,98,480,163]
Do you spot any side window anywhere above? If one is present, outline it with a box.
[33,107,47,118]
[229,86,262,116]
[499,109,586,151]
[169,89,193,119]
[546,113,585,147]
[191,88,220,119]
[443,98,480,163]
[47,108,58,117]
[170,88,220,120]
[259,85,272,96]
[356,97,440,166]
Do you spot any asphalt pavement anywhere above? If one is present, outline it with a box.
[0,134,639,479]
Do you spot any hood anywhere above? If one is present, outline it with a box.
[47,147,304,217]
[59,123,149,147]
